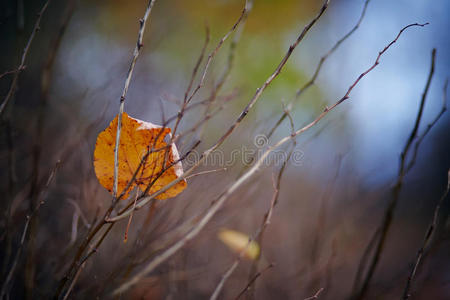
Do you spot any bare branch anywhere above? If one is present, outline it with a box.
[55,2,157,297]
[0,161,60,298]
[184,24,211,103]
[406,78,448,173]
[210,173,279,300]
[185,0,251,104]
[108,0,331,224]
[304,287,325,300]
[267,0,371,139]
[113,0,157,202]
[185,168,227,180]
[0,0,52,117]
[352,46,434,300]
[234,263,274,300]
[171,25,210,138]
[111,17,422,297]
[402,170,450,299]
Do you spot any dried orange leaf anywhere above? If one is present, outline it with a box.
[93,112,186,200]
[218,229,260,260]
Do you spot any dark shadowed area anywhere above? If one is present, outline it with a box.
[0,0,449,299]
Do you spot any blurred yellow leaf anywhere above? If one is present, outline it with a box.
[93,112,186,199]
[218,229,260,260]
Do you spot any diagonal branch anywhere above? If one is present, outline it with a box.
[352,46,435,300]
[0,0,52,117]
[402,169,450,299]
[405,78,448,173]
[110,20,423,296]
[108,0,331,224]
[267,0,371,139]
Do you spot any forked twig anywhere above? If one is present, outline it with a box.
[108,0,331,224]
[54,2,157,297]
[111,19,423,296]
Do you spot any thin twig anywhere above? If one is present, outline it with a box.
[352,46,434,300]
[0,0,52,117]
[54,3,157,297]
[0,161,60,298]
[171,25,210,138]
[111,16,422,297]
[210,172,280,300]
[399,48,436,177]
[267,0,371,139]
[185,168,227,180]
[304,287,325,300]
[0,69,22,80]
[234,263,274,300]
[246,108,296,298]
[402,170,450,299]
[62,223,114,300]
[184,25,211,103]
[113,0,157,203]
[108,0,331,224]
[185,0,250,104]
[405,78,448,173]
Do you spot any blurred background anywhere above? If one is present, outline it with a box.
[0,0,449,299]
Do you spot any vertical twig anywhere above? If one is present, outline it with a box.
[402,155,449,296]
[24,2,76,296]
[0,0,52,117]
[54,2,157,297]
[109,20,424,296]
[405,79,448,173]
[108,0,331,223]
[113,0,157,203]
[353,48,436,300]
[0,161,60,299]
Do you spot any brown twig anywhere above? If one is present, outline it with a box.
[352,47,435,300]
[185,168,227,180]
[402,169,450,299]
[113,0,157,202]
[112,13,426,298]
[0,0,52,117]
[210,172,280,300]
[54,2,157,297]
[267,0,371,139]
[310,156,343,266]
[246,106,296,299]
[234,263,274,300]
[202,0,253,115]
[108,0,331,224]
[171,24,210,138]
[0,161,60,299]
[0,69,22,80]
[304,287,325,300]
[405,78,448,173]
[62,223,114,300]
[185,0,250,104]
